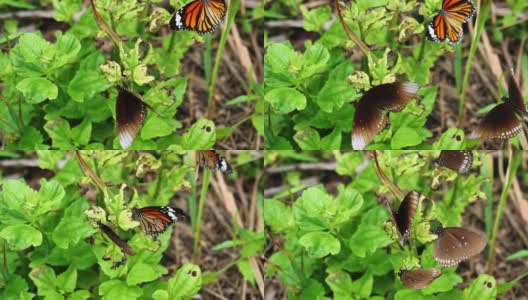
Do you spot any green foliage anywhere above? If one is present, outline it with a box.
[0,150,260,299]
[265,151,490,298]
[264,0,526,150]
[0,0,263,149]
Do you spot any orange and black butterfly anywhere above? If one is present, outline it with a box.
[196,150,233,173]
[170,0,227,34]
[470,69,527,141]
[132,206,188,238]
[427,0,476,45]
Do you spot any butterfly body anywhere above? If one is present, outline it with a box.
[427,0,475,45]
[133,206,188,237]
[170,0,227,34]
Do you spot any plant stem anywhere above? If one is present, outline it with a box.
[456,0,491,129]
[193,169,211,263]
[486,148,522,273]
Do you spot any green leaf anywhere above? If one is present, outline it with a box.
[391,126,423,149]
[299,43,330,80]
[293,187,333,231]
[326,271,353,298]
[67,52,109,102]
[99,280,143,300]
[127,263,167,285]
[264,199,294,233]
[71,118,92,146]
[293,127,320,150]
[52,0,82,22]
[433,128,466,150]
[348,207,392,257]
[33,179,65,217]
[299,231,340,258]
[316,61,357,112]
[265,87,306,114]
[236,259,256,285]
[264,42,299,88]
[57,265,77,293]
[463,274,496,300]
[133,64,155,85]
[320,128,342,149]
[0,224,42,250]
[165,263,202,299]
[181,119,216,149]
[141,115,179,140]
[52,199,95,248]
[302,6,332,33]
[10,32,50,77]
[53,32,81,68]
[350,271,373,298]
[16,77,58,103]
[67,290,91,300]
[29,265,57,297]
[44,119,74,149]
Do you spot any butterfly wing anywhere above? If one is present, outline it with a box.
[394,191,419,246]
[400,268,442,289]
[170,0,226,34]
[470,103,522,140]
[436,150,473,173]
[196,150,233,173]
[428,0,475,45]
[116,88,146,149]
[366,82,419,112]
[351,97,388,150]
[442,0,476,23]
[133,207,187,237]
[433,227,487,267]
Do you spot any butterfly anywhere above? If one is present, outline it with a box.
[433,150,473,173]
[116,87,157,150]
[386,191,420,247]
[351,82,419,150]
[399,268,441,289]
[170,0,227,34]
[132,206,188,237]
[427,0,476,45]
[470,69,527,141]
[196,150,233,173]
[98,221,136,256]
[432,223,487,267]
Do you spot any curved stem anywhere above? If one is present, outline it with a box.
[192,169,211,263]
[486,147,522,273]
[334,0,370,58]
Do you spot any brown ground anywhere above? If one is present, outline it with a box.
[263,151,528,299]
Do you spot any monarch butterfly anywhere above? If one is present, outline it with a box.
[351,82,419,150]
[196,150,233,173]
[132,206,188,237]
[427,0,476,45]
[170,0,227,34]
[470,68,527,141]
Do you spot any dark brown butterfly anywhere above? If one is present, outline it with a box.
[433,150,473,173]
[97,221,136,256]
[399,268,441,289]
[132,206,188,237]
[116,87,161,149]
[470,69,527,141]
[352,82,419,149]
[392,191,420,247]
[432,224,487,267]
[196,150,232,173]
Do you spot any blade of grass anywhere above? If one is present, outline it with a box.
[481,151,494,236]
[486,148,522,273]
[204,35,212,87]
[456,0,492,129]
[207,0,241,118]
[193,169,211,263]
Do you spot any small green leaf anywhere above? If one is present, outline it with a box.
[320,128,342,149]
[265,87,306,114]
[391,126,423,149]
[33,179,65,217]
[181,119,216,149]
[299,231,340,258]
[16,77,58,103]
[127,263,167,285]
[165,263,202,299]
[294,127,320,150]
[99,61,122,83]
[350,271,373,298]
[236,259,256,285]
[264,199,294,233]
[29,265,57,297]
[57,265,77,293]
[71,118,92,146]
[463,274,496,300]
[0,224,42,250]
[99,280,143,300]
[133,64,155,85]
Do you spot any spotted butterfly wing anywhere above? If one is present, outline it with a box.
[399,268,441,289]
[352,82,418,149]
[196,150,232,173]
[170,0,226,34]
[432,225,487,267]
[470,69,527,140]
[427,0,476,45]
[433,150,473,173]
[133,206,188,237]
[393,191,419,247]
